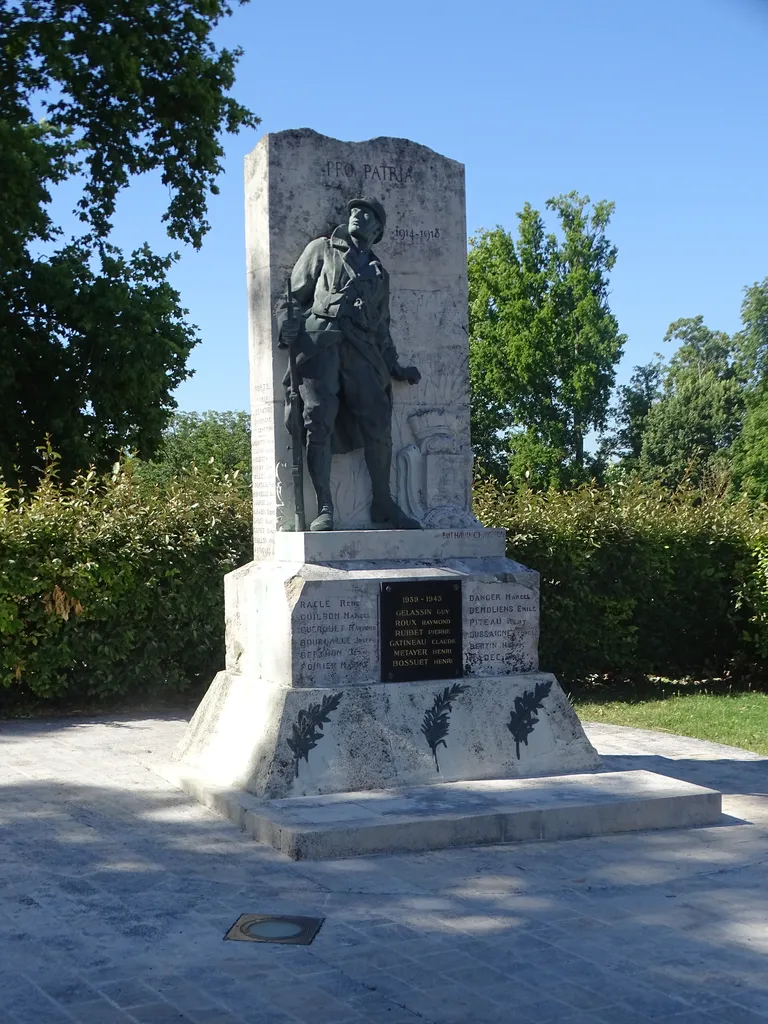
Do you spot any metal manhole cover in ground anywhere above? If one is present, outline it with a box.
[224,914,325,945]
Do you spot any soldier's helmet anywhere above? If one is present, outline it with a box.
[347,197,386,244]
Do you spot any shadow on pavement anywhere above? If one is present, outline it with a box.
[0,720,767,1023]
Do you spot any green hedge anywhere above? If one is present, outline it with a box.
[0,461,251,705]
[2,464,766,709]
[474,479,768,683]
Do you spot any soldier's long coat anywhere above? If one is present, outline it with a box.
[275,225,401,454]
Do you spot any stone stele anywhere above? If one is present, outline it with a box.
[174,130,602,805]
[246,129,475,550]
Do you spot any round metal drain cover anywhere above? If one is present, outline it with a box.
[224,913,325,945]
[244,919,304,939]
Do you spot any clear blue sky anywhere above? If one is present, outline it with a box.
[107,0,768,414]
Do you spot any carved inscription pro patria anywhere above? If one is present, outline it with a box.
[322,160,414,183]
[380,580,462,683]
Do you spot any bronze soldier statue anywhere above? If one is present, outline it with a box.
[278,197,422,532]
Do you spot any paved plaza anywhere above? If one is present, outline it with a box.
[0,712,766,1024]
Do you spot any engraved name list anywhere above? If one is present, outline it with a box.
[380,580,463,683]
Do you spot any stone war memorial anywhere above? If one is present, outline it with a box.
[168,130,721,859]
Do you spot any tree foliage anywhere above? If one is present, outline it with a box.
[736,276,768,383]
[132,410,251,491]
[731,391,768,501]
[637,317,745,490]
[601,360,663,472]
[0,0,258,485]
[731,279,768,499]
[600,278,768,494]
[468,192,625,488]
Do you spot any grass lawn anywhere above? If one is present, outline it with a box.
[573,689,768,756]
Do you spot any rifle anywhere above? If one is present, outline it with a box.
[286,280,306,532]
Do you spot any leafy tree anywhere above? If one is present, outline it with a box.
[639,317,745,490]
[736,276,768,382]
[468,192,625,487]
[730,278,768,499]
[133,410,251,491]
[0,0,258,485]
[613,361,664,465]
[599,360,664,475]
[731,391,768,500]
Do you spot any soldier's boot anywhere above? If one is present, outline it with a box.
[365,440,421,530]
[306,441,334,532]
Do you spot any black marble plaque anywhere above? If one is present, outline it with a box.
[380,580,463,682]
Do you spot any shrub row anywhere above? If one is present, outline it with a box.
[474,479,768,683]
[2,465,766,709]
[0,460,251,706]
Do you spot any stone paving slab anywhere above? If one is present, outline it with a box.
[162,762,722,859]
[0,711,766,1023]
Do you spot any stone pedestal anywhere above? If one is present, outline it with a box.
[223,528,540,690]
[175,527,601,799]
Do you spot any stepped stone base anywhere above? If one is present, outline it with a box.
[159,765,722,860]
[173,671,601,800]
[169,525,724,858]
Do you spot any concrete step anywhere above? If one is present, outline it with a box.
[159,765,722,861]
